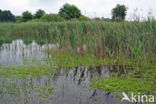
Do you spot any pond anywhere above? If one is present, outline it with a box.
[0,40,127,104]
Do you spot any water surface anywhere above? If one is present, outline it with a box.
[0,40,128,104]
[0,40,56,65]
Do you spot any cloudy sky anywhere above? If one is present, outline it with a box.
[0,0,156,20]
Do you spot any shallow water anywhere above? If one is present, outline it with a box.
[0,66,125,104]
[0,40,56,65]
[0,40,128,104]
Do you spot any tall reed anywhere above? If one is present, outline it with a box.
[0,21,155,59]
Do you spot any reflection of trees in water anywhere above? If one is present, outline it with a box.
[0,65,128,104]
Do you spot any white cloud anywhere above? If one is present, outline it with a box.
[0,0,29,15]
[0,0,156,20]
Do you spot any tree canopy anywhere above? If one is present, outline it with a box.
[34,9,45,19]
[59,3,81,20]
[22,11,33,22]
[0,10,15,22]
[112,4,127,21]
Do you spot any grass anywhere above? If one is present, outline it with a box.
[43,51,135,68]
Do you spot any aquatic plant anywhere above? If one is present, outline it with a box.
[0,60,57,78]
[90,65,156,95]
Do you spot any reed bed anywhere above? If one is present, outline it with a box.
[0,21,155,59]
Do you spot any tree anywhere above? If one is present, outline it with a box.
[112,4,127,21]
[59,3,81,20]
[0,10,15,22]
[34,9,45,19]
[22,11,33,22]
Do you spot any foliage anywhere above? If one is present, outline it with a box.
[112,4,127,21]
[15,16,22,23]
[21,11,33,22]
[59,3,81,20]
[78,15,90,21]
[41,14,64,22]
[27,18,41,22]
[0,10,15,22]
[34,9,45,19]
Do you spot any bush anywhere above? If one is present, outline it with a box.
[40,14,64,22]
[78,15,90,21]
[27,19,41,22]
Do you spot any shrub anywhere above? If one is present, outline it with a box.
[78,15,90,21]
[41,14,64,22]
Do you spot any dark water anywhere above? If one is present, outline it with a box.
[0,40,128,104]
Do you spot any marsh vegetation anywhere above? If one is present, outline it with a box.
[0,20,155,104]
[0,3,155,104]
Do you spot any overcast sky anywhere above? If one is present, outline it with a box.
[0,0,156,20]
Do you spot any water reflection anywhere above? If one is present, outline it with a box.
[0,40,57,65]
[0,66,124,104]
[0,40,128,104]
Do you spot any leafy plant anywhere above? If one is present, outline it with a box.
[59,3,81,20]
[21,11,33,22]
[112,4,127,21]
[34,9,45,19]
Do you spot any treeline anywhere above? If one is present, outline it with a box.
[0,3,127,23]
[0,10,15,22]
